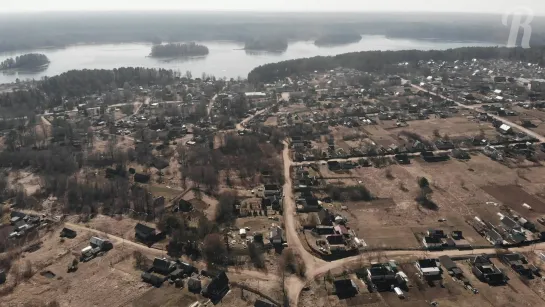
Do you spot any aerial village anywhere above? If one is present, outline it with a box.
[2,57,545,307]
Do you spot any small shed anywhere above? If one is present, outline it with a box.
[499,124,512,134]
[188,277,202,293]
[135,223,156,242]
[141,272,164,287]
[152,257,176,275]
[134,173,151,183]
[60,227,77,239]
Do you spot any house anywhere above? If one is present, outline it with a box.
[438,255,463,277]
[415,259,441,277]
[326,234,345,245]
[202,271,230,300]
[500,253,533,278]
[291,136,305,149]
[333,279,358,298]
[485,229,504,245]
[367,263,397,291]
[388,75,402,86]
[312,225,335,235]
[427,229,445,238]
[141,272,165,287]
[178,261,198,276]
[500,216,521,232]
[269,226,283,246]
[90,237,112,251]
[59,227,77,239]
[470,255,506,285]
[264,184,281,197]
[318,208,334,226]
[531,79,545,92]
[135,223,156,242]
[152,257,176,275]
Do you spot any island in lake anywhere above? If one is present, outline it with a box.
[0,53,50,71]
[244,38,288,52]
[150,42,209,58]
[314,33,362,47]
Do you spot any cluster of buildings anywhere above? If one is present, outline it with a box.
[140,257,230,301]
[80,236,113,262]
[469,210,541,246]
[8,211,43,239]
[421,229,471,250]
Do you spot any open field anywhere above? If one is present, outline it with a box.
[314,151,545,249]
[1,226,151,307]
[379,112,498,141]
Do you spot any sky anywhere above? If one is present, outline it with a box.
[1,0,545,15]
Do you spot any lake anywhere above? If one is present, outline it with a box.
[0,36,497,84]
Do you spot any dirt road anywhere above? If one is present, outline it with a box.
[207,93,218,118]
[410,83,545,142]
[281,141,327,304]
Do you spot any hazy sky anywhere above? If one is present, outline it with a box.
[1,0,544,14]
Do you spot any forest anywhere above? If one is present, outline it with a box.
[248,46,545,82]
[150,43,209,57]
[244,38,288,52]
[0,53,50,71]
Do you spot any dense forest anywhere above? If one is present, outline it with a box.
[244,38,288,52]
[150,43,209,57]
[314,33,362,46]
[0,53,50,70]
[248,46,545,82]
[1,12,545,53]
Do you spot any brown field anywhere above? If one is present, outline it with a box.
[1,226,151,307]
[376,113,498,144]
[317,150,545,249]
[481,185,545,216]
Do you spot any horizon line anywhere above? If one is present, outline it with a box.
[0,9,538,16]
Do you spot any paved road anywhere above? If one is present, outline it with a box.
[410,83,545,142]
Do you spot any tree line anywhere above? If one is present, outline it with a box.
[248,46,545,82]
[0,53,49,70]
[150,43,209,57]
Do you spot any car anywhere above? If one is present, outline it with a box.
[438,218,447,222]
